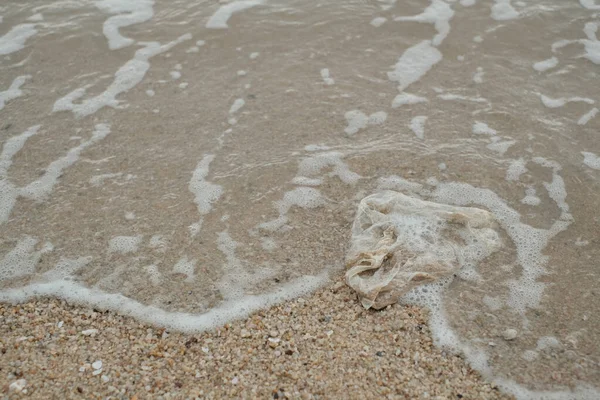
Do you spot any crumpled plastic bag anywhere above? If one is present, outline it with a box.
[345,191,500,309]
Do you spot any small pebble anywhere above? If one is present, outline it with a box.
[92,360,103,370]
[9,379,27,393]
[503,329,518,341]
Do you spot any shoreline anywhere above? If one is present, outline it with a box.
[0,280,512,399]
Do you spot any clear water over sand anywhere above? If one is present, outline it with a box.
[1,0,599,397]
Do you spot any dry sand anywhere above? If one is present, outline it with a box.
[0,278,512,399]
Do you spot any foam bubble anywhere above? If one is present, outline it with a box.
[257,187,326,232]
[320,68,334,85]
[577,107,598,125]
[144,264,162,286]
[297,151,361,185]
[189,154,223,216]
[533,57,558,72]
[388,41,442,91]
[229,98,245,114]
[370,17,387,28]
[206,0,264,29]
[1,124,110,224]
[0,24,37,55]
[472,121,497,135]
[506,158,528,181]
[249,52,259,59]
[108,236,142,254]
[53,34,191,118]
[94,0,155,50]
[377,175,424,194]
[0,236,53,281]
[344,110,387,135]
[392,92,428,108]
[394,0,454,46]
[521,186,541,206]
[582,151,600,170]
[491,0,519,21]
[472,67,484,83]
[172,256,197,282]
[540,94,594,108]
[409,116,427,139]
[43,257,92,281]
[580,0,600,10]
[0,75,30,111]
[487,139,516,156]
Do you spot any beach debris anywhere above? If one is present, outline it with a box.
[345,191,500,309]
[82,328,99,336]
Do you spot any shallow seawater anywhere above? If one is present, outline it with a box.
[0,0,599,398]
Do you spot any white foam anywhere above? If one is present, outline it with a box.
[196,40,205,47]
[94,0,155,50]
[438,93,489,103]
[487,139,515,155]
[460,0,476,6]
[491,0,519,21]
[473,35,483,43]
[257,187,325,232]
[410,116,427,139]
[533,57,558,72]
[377,175,424,193]
[172,256,197,282]
[521,186,541,206]
[0,75,30,111]
[344,110,387,135]
[0,124,110,225]
[237,70,247,76]
[580,0,600,10]
[391,92,428,108]
[249,52,260,59]
[170,71,181,80]
[206,0,264,29]
[148,235,167,252]
[42,257,92,281]
[540,94,594,108]
[108,236,142,254]
[388,41,442,92]
[229,98,245,114]
[53,34,191,118]
[0,236,53,281]
[506,158,528,181]
[582,151,600,169]
[577,107,598,125]
[320,68,334,85]
[0,273,328,333]
[27,13,44,22]
[144,265,162,285]
[472,121,497,135]
[146,89,155,97]
[20,124,111,202]
[472,67,484,83]
[370,17,387,28]
[394,0,454,46]
[297,151,361,185]
[0,24,37,55]
[186,46,200,53]
[582,22,600,64]
[189,154,223,216]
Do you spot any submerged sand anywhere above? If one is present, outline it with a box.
[0,279,512,399]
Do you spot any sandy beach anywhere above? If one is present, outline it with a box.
[0,278,512,399]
